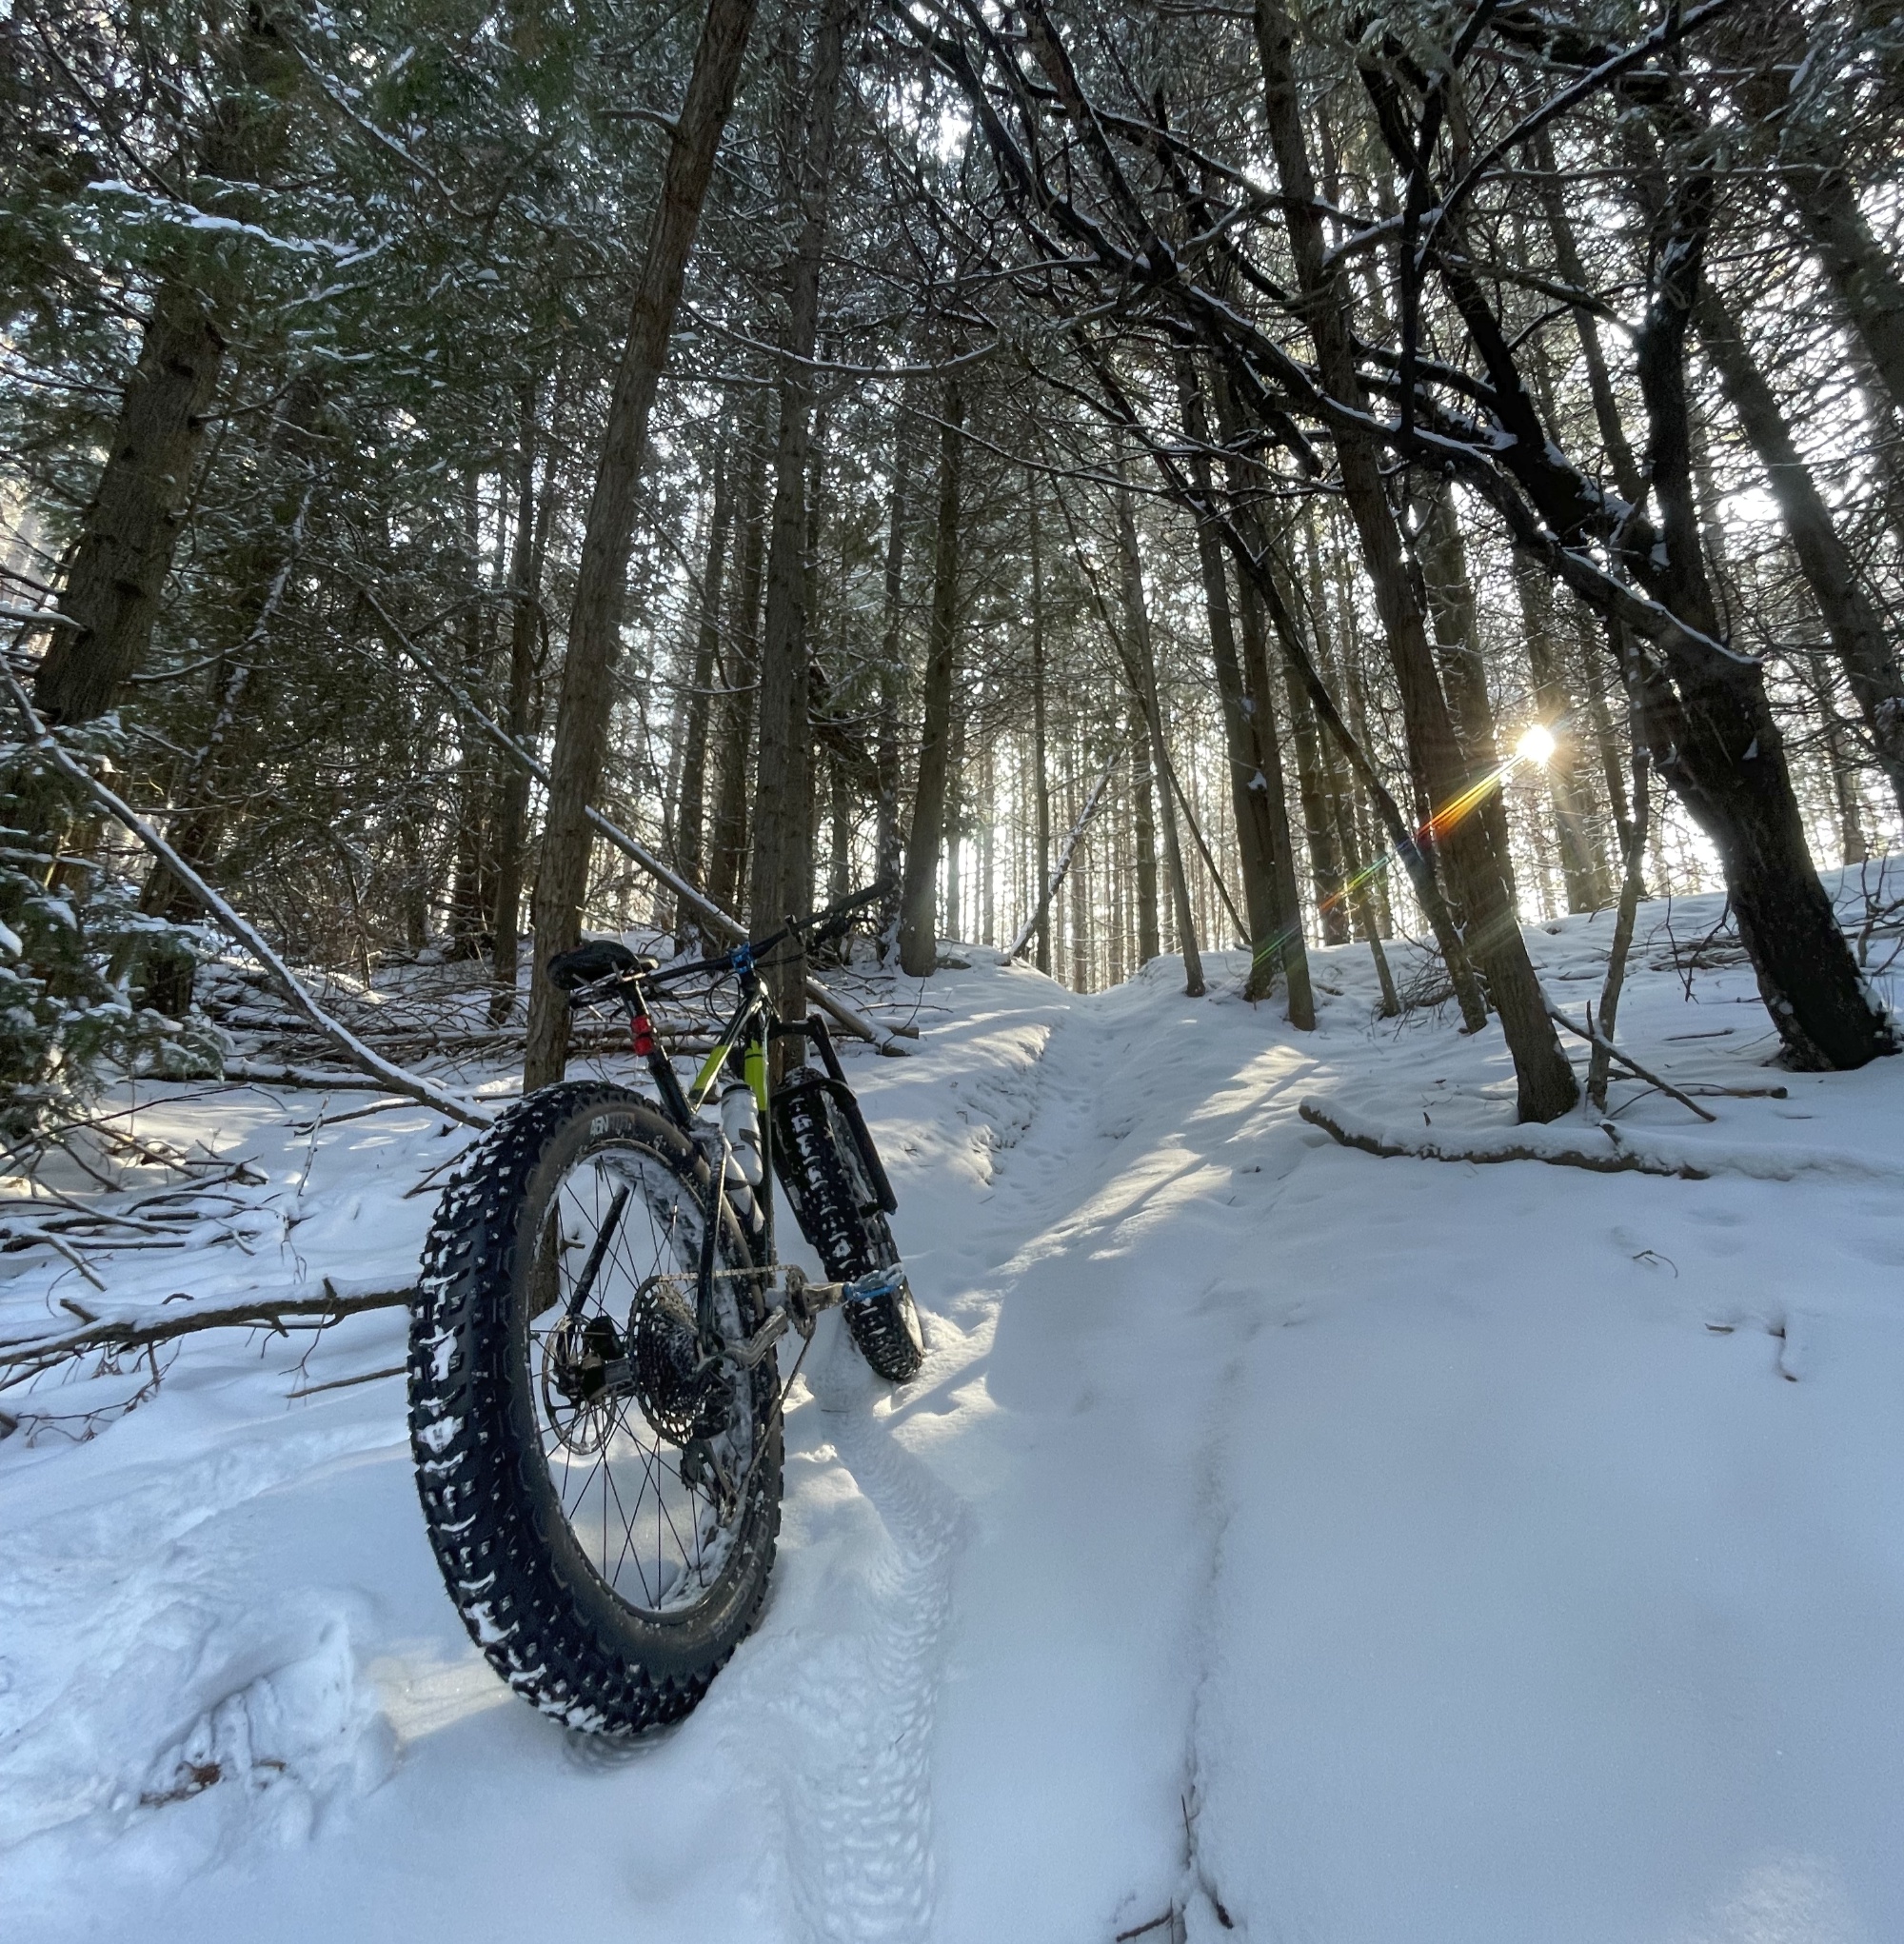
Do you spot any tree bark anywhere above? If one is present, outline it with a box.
[875,426,911,954]
[36,288,227,725]
[1612,162,1894,1071]
[1413,483,1519,915]
[708,394,768,915]
[1116,477,1202,994]
[35,10,295,724]
[1126,694,1160,964]
[1531,129,1645,506]
[522,0,758,1092]
[1028,474,1054,977]
[674,423,735,925]
[899,384,962,975]
[1254,0,1577,1121]
[750,0,854,1032]
[489,376,559,1023]
[1180,357,1291,1005]
[446,470,493,957]
[943,668,966,942]
[1515,557,1608,912]
[1695,283,1904,822]
[1778,151,1904,426]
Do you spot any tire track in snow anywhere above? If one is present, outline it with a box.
[731,999,1067,1942]
[734,1324,966,1944]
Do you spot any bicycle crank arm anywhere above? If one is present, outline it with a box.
[717,1265,911,1372]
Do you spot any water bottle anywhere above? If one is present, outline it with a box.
[720,1080,764,1218]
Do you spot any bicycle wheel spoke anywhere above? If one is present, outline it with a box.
[525,1136,760,1617]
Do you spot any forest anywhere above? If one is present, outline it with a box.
[5,0,1901,1140]
[5,2,1904,1939]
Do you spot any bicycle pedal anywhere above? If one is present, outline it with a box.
[843,1266,904,1307]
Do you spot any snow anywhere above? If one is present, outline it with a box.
[5,884,1904,1941]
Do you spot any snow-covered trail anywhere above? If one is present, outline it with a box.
[6,905,1904,1942]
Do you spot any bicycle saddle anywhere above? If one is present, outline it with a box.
[545,939,658,990]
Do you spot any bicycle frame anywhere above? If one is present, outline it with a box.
[554,884,889,1361]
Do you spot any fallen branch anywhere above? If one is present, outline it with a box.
[1008,743,1121,959]
[3,665,493,1129]
[224,1061,414,1094]
[1543,999,1716,1123]
[0,1283,415,1390]
[358,589,911,1051]
[1298,1099,1709,1180]
[1590,740,1650,1110]
[287,1361,407,1399]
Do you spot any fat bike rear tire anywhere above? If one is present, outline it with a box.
[774,1068,925,1382]
[407,1081,781,1734]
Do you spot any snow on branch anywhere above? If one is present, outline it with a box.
[1298,1099,1710,1180]
[2,664,495,1130]
[1297,1099,1904,1187]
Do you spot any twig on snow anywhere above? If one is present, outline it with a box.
[1544,1000,1717,1123]
[0,1283,416,1390]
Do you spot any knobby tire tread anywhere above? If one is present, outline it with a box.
[407,1081,780,1735]
[777,1068,925,1382]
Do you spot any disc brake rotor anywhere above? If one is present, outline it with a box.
[540,1311,623,1455]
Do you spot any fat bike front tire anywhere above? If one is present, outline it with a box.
[774,1068,925,1382]
[407,1081,781,1734]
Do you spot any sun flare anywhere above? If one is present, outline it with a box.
[1516,724,1557,767]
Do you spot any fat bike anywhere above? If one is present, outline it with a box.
[407,885,922,1733]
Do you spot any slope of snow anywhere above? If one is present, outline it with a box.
[4,888,1903,1942]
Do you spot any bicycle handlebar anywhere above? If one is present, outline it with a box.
[556,882,892,1001]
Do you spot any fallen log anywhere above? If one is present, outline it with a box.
[1298,1099,1709,1180]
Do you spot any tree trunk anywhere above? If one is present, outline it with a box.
[1126,696,1161,964]
[1029,474,1054,977]
[1254,0,1577,1121]
[674,424,735,929]
[1516,558,1608,911]
[1780,153,1904,426]
[1804,651,1870,867]
[708,396,768,915]
[900,384,962,975]
[446,470,493,958]
[1531,129,1645,506]
[1231,568,1317,1026]
[1280,641,1344,939]
[1116,478,1202,994]
[875,426,911,953]
[1413,483,1519,915]
[36,288,227,725]
[488,387,548,1024]
[1180,357,1292,1005]
[1067,737,1089,989]
[943,670,966,942]
[522,0,758,1091]
[1695,283,1904,822]
[34,10,295,725]
[1612,210,1894,1068]
[750,0,854,1034]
